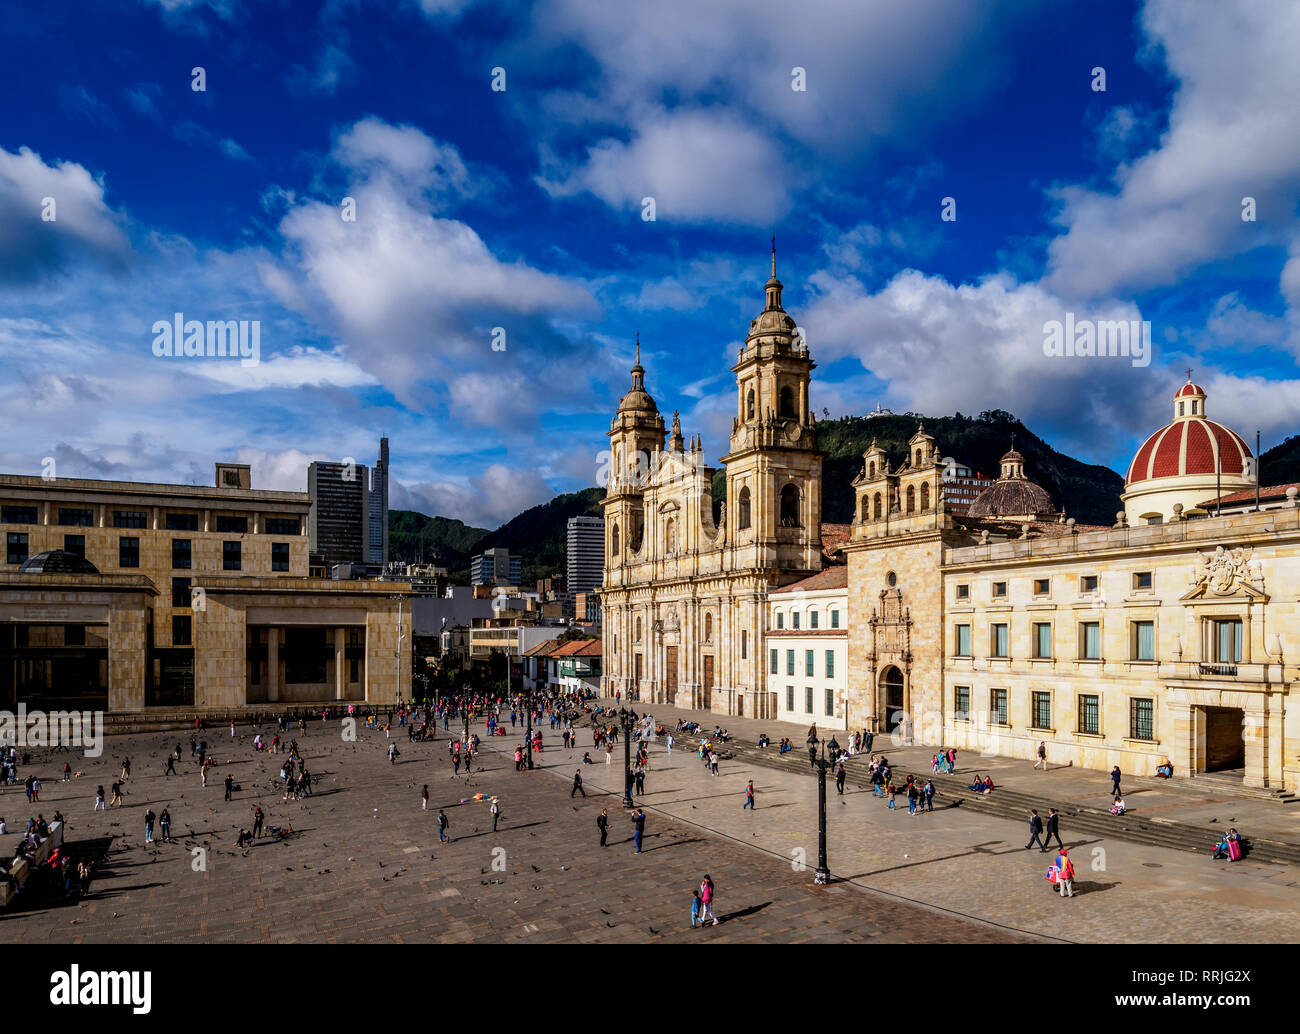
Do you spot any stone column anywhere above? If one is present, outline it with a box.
[267,627,280,702]
[336,627,347,700]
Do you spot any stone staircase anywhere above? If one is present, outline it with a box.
[669,730,1300,868]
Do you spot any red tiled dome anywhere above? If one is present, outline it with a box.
[1175,382,1206,398]
[1126,418,1252,486]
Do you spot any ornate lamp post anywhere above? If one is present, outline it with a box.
[618,706,636,809]
[812,740,832,885]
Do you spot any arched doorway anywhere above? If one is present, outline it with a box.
[878,665,905,730]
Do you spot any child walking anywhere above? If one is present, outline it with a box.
[691,890,702,928]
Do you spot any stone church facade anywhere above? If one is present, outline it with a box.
[599,252,844,718]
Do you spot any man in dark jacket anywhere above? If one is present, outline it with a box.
[1025,809,1044,850]
[571,770,586,797]
[1044,807,1063,850]
[597,808,609,847]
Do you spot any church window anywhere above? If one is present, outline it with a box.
[873,492,882,519]
[779,385,795,418]
[920,482,930,510]
[610,522,620,557]
[704,613,713,642]
[779,484,800,527]
[746,389,755,420]
[1178,402,1185,416]
[737,486,752,530]
[860,497,869,522]
[905,485,915,513]
[868,462,876,478]
[665,517,676,553]
[915,449,922,466]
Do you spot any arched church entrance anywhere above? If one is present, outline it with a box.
[878,665,905,731]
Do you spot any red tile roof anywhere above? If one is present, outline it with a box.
[770,565,848,594]
[1198,482,1300,507]
[550,638,602,657]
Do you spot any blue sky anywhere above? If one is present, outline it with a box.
[2,0,1298,527]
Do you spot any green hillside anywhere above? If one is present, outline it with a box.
[388,511,488,569]
[713,410,1125,526]
[469,488,604,585]
[1261,433,1300,485]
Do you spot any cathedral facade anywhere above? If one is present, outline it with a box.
[599,253,842,718]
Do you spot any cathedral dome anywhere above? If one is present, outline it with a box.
[967,444,1057,520]
[967,479,1056,519]
[1122,377,1254,524]
[615,338,659,416]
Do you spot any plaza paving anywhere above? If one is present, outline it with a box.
[0,714,1020,944]
[3,698,1298,943]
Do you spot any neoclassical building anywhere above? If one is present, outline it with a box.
[844,378,1299,790]
[600,252,846,717]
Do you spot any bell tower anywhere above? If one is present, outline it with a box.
[719,242,823,572]
[604,337,665,567]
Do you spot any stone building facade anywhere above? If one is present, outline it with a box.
[0,466,411,712]
[600,252,841,718]
[842,380,1300,790]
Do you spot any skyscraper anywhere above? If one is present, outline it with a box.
[308,437,389,569]
[566,515,604,595]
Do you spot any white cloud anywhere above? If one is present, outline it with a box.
[269,118,602,421]
[0,146,131,283]
[540,109,792,225]
[396,463,555,528]
[1045,1,1300,297]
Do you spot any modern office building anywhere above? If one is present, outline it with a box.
[308,437,389,568]
[0,462,411,712]
[470,547,521,586]
[566,516,604,595]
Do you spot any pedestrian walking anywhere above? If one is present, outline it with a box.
[699,874,719,926]
[666,733,674,755]
[94,785,105,811]
[252,806,263,839]
[164,754,176,776]
[923,779,935,812]
[691,890,702,928]
[144,809,155,844]
[421,784,429,811]
[224,774,233,801]
[1034,740,1048,770]
[438,810,449,842]
[887,782,897,810]
[490,798,500,832]
[632,808,645,853]
[1110,765,1122,795]
[1044,807,1063,850]
[1025,809,1045,851]
[597,808,609,847]
[743,780,755,810]
[110,781,123,807]
[63,761,71,782]
[159,808,171,842]
[835,764,846,795]
[572,770,586,797]
[121,758,131,780]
